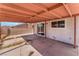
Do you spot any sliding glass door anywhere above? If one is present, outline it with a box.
[37,23,45,36]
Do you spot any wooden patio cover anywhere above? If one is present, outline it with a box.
[0,3,79,23]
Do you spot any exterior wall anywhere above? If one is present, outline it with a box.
[34,17,79,45]
[46,17,74,45]
[34,23,37,34]
[76,16,79,46]
[33,22,45,37]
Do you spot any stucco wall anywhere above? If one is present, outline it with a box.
[46,17,74,45]
[34,17,79,45]
[76,16,79,46]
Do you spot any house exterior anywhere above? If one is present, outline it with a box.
[1,3,79,48]
[33,16,79,47]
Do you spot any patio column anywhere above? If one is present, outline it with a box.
[0,22,2,45]
[74,16,76,48]
[32,24,35,34]
[45,21,46,38]
[0,22,2,47]
[0,23,1,39]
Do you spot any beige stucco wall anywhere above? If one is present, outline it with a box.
[46,17,74,45]
[76,16,79,46]
[34,17,78,45]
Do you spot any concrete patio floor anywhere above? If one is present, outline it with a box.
[22,34,79,56]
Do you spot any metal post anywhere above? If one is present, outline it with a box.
[0,22,1,41]
[0,22,2,49]
[32,24,34,34]
[45,21,46,38]
[74,16,76,48]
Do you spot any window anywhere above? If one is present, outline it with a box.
[51,20,65,28]
[51,21,58,28]
[58,20,65,28]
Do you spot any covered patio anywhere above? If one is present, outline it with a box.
[21,34,78,56]
[0,34,78,56]
[0,3,79,56]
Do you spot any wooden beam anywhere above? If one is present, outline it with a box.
[0,14,32,23]
[3,3,62,16]
[2,5,51,21]
[33,3,62,19]
[1,13,27,20]
[2,8,45,22]
[48,12,62,18]
[4,3,62,20]
[47,3,62,11]
[3,12,30,18]
[2,8,32,17]
[0,18,31,23]
[63,3,72,17]
[2,3,63,22]
[0,13,47,23]
[52,13,79,21]
[2,3,38,14]
[1,3,65,23]
[1,13,30,19]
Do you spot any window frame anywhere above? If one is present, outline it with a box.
[51,20,65,28]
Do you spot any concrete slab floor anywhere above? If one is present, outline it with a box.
[1,44,41,56]
[22,34,79,56]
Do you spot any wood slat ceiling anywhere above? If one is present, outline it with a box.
[0,3,79,23]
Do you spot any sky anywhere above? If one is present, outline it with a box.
[0,22,23,26]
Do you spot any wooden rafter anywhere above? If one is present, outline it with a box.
[1,13,29,19]
[0,13,33,22]
[2,4,51,21]
[1,13,30,19]
[63,3,72,17]
[2,8,32,17]
[1,3,64,23]
[48,12,61,18]
[1,12,48,23]
[0,16,32,23]
[47,3,62,11]
[0,18,25,23]
[2,3,38,14]
[2,3,63,21]
[33,3,62,19]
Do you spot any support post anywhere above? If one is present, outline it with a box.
[32,24,34,35]
[74,16,76,48]
[45,20,46,38]
[0,22,2,48]
[0,22,1,39]
[0,22,1,40]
